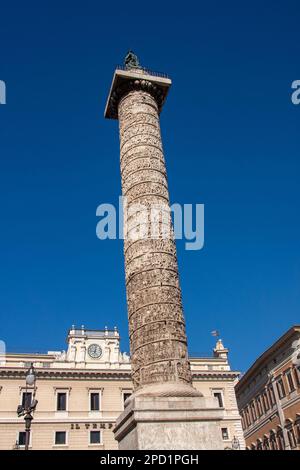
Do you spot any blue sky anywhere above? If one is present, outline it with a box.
[0,1,299,372]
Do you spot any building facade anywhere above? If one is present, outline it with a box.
[235,326,300,450]
[0,327,244,450]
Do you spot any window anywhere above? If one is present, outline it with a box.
[90,393,100,411]
[55,431,66,445]
[241,411,246,430]
[245,407,251,426]
[277,430,284,450]
[251,401,257,421]
[123,392,132,405]
[221,428,229,440]
[268,385,275,406]
[122,390,133,409]
[256,440,263,450]
[262,391,270,411]
[285,371,295,392]
[270,433,277,450]
[276,378,286,399]
[296,423,300,444]
[90,431,101,444]
[287,428,296,449]
[22,392,32,408]
[256,396,263,417]
[293,367,300,387]
[263,437,270,450]
[213,392,223,408]
[57,392,67,411]
[18,431,26,446]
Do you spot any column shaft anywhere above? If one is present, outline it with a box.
[118,89,192,390]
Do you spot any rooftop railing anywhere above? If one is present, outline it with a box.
[116,65,169,79]
[70,329,118,336]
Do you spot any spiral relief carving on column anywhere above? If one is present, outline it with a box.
[118,88,194,392]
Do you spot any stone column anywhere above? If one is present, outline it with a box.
[104,60,224,449]
[118,85,195,396]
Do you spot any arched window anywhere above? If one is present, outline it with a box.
[276,427,284,450]
[295,418,300,444]
[263,435,270,450]
[287,427,297,448]
[256,439,263,450]
[270,431,278,450]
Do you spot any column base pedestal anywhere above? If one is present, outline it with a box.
[114,395,224,450]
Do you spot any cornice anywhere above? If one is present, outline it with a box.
[192,371,240,381]
[0,368,239,381]
[236,326,300,394]
[0,368,131,380]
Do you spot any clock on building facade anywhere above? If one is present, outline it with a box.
[87,343,102,359]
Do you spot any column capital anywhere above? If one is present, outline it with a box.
[104,67,172,120]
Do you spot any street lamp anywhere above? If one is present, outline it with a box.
[16,363,38,450]
[25,364,36,386]
[232,435,240,450]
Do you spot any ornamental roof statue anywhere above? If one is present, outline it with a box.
[124,50,140,70]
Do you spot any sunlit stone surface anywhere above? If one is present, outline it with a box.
[105,62,224,449]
